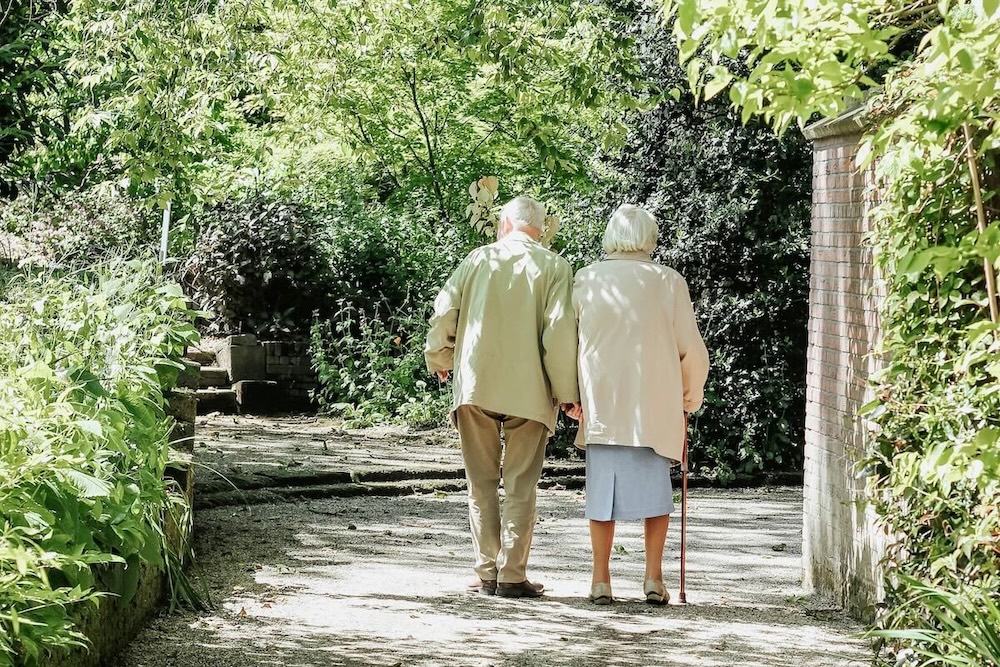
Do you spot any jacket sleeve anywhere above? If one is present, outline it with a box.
[424,260,467,373]
[541,260,580,404]
[674,277,710,413]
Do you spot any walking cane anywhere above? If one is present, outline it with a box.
[679,414,689,604]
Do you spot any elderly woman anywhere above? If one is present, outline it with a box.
[571,204,709,606]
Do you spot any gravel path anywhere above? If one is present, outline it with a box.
[115,484,871,667]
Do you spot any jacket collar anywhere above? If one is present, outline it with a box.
[499,230,541,245]
[605,250,654,262]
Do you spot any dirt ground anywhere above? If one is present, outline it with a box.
[114,417,873,667]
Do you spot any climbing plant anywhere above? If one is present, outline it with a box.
[658,0,1000,660]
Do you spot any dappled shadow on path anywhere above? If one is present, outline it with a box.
[115,488,870,667]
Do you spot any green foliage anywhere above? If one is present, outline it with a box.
[861,133,1000,660]
[868,576,1000,666]
[323,201,473,321]
[5,0,648,214]
[310,304,450,430]
[0,260,198,665]
[180,199,337,337]
[1,186,155,265]
[661,0,935,133]
[255,0,645,219]
[0,1,62,199]
[18,0,272,205]
[658,0,1000,653]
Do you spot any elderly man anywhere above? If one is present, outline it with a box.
[425,195,579,598]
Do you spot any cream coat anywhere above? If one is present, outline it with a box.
[573,251,709,463]
[425,232,580,433]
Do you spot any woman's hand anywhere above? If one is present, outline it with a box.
[561,402,583,421]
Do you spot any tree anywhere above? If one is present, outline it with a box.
[239,0,648,221]
[0,0,65,198]
[12,0,274,206]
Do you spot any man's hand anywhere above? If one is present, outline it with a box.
[436,370,450,382]
[560,402,583,421]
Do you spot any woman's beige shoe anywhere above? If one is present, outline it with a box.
[589,582,613,605]
[644,579,669,606]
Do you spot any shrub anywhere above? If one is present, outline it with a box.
[869,576,1000,667]
[323,201,474,317]
[0,187,157,265]
[0,260,198,665]
[861,132,1000,654]
[310,302,450,429]
[181,199,337,337]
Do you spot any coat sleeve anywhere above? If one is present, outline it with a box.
[424,260,467,373]
[541,260,580,404]
[674,277,710,413]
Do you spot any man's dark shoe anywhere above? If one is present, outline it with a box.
[496,580,544,598]
[467,578,497,595]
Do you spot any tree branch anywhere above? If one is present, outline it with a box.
[963,123,999,323]
[350,111,402,189]
[404,65,450,226]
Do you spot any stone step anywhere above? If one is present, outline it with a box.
[196,388,238,415]
[185,348,216,366]
[195,478,468,509]
[233,380,281,413]
[175,359,202,390]
[199,365,230,388]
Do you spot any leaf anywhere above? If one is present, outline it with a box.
[703,67,733,101]
[77,420,104,439]
[59,469,113,498]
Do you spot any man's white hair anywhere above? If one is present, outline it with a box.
[602,204,658,254]
[499,196,546,232]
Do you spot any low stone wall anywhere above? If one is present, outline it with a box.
[50,562,166,667]
[49,448,194,666]
[263,340,317,404]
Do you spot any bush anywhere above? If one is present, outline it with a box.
[310,302,450,429]
[0,260,198,665]
[322,201,472,319]
[861,129,1000,658]
[307,200,479,429]
[0,187,157,265]
[181,199,337,337]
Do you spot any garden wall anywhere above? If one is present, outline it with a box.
[263,340,317,404]
[801,110,885,618]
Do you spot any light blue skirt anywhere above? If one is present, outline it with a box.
[585,445,675,521]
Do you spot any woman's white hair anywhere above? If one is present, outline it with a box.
[602,204,658,254]
[499,196,546,232]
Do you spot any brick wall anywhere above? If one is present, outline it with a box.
[802,127,885,618]
[263,340,317,403]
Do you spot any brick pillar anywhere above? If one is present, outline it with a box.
[801,124,885,618]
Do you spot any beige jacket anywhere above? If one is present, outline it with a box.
[573,251,709,462]
[425,232,580,433]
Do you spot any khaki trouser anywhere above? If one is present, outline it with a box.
[455,404,549,583]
